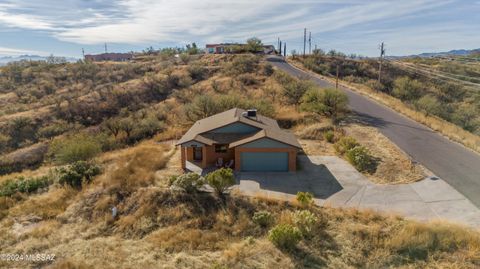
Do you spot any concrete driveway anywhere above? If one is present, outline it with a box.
[236,155,480,228]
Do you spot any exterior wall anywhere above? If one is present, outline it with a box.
[235,147,297,172]
[210,122,259,134]
[182,145,235,169]
[204,145,235,167]
[239,138,292,148]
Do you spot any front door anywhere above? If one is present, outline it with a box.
[193,147,203,161]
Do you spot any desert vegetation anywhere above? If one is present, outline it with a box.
[294,51,480,151]
[0,47,477,268]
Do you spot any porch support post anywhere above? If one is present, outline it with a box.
[234,148,241,171]
[180,146,186,170]
[201,145,207,168]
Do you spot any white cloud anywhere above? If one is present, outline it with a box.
[0,0,478,56]
[0,46,44,56]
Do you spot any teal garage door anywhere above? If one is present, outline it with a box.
[240,152,288,172]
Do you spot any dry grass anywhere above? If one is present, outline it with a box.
[297,122,425,184]
[344,124,425,184]
[8,187,77,219]
[289,59,480,153]
[1,185,479,268]
[97,141,174,191]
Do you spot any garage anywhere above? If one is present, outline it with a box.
[240,152,289,172]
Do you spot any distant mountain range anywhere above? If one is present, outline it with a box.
[0,55,78,66]
[390,48,480,59]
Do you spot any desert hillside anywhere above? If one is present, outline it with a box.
[0,52,479,268]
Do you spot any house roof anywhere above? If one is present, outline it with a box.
[177,108,301,149]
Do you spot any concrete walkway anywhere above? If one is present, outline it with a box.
[236,155,480,228]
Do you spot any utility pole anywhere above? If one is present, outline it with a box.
[303,28,306,58]
[308,31,312,54]
[378,42,386,84]
[284,43,286,57]
[336,62,340,90]
[279,40,282,55]
[277,37,282,54]
[82,48,85,59]
[105,43,108,53]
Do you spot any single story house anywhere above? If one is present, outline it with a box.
[205,44,276,55]
[176,108,302,172]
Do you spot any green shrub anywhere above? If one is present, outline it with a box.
[345,146,377,173]
[293,210,317,236]
[268,224,302,250]
[237,73,258,85]
[365,79,385,92]
[187,64,208,81]
[0,176,50,197]
[262,63,274,76]
[296,191,314,207]
[252,211,274,228]
[37,120,71,139]
[16,176,50,194]
[49,134,102,164]
[392,77,423,101]
[415,95,444,117]
[283,79,315,106]
[57,161,101,188]
[225,55,259,75]
[334,136,359,155]
[205,168,235,196]
[300,88,349,123]
[170,173,205,193]
[323,130,335,143]
[0,180,19,197]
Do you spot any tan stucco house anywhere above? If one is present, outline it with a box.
[176,108,301,172]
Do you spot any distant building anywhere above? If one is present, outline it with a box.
[84,53,134,62]
[205,43,238,54]
[205,44,276,54]
[262,45,275,54]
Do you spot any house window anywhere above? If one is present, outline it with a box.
[215,144,228,153]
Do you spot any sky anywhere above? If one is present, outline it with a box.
[0,0,479,58]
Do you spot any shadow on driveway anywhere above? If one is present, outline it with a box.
[236,156,343,200]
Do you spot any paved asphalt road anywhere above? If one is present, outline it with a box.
[267,56,480,208]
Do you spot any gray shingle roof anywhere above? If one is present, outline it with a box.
[176,108,301,149]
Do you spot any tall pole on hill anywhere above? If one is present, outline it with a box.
[82,48,85,59]
[279,40,282,55]
[336,62,340,90]
[278,37,280,53]
[303,28,307,58]
[284,43,286,57]
[309,31,312,54]
[105,43,108,53]
[378,42,386,84]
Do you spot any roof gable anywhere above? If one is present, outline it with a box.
[176,108,301,149]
